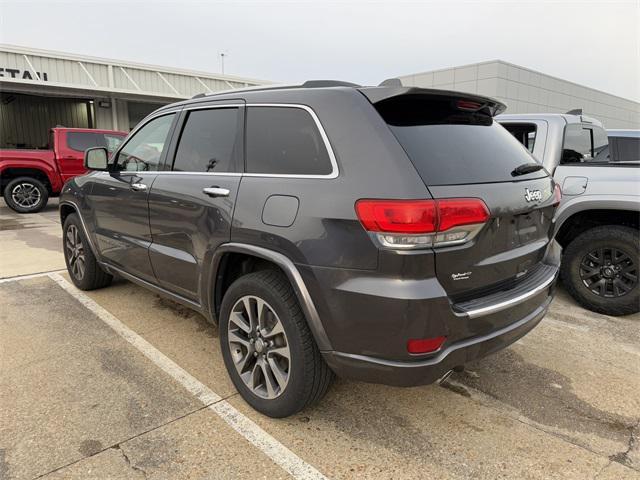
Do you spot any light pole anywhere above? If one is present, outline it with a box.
[220,53,227,75]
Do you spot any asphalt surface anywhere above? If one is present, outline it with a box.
[1,198,638,480]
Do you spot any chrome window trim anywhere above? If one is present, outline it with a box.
[243,103,339,179]
[121,103,339,179]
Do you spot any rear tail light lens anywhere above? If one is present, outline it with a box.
[355,198,489,249]
[407,336,447,354]
[552,184,562,206]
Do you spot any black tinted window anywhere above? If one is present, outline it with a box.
[377,97,543,185]
[67,132,125,153]
[611,137,640,163]
[115,114,174,172]
[246,107,332,175]
[173,108,239,172]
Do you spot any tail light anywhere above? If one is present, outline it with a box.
[355,198,489,249]
[552,184,562,206]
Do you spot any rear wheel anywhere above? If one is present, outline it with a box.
[561,226,639,316]
[3,177,49,213]
[219,269,333,417]
[63,214,113,290]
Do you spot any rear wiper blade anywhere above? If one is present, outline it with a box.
[511,163,544,177]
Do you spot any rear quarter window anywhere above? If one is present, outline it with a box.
[245,106,333,176]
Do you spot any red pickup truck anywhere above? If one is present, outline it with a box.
[1,127,127,213]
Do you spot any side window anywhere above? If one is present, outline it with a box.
[502,123,537,153]
[612,137,640,163]
[561,124,592,164]
[67,132,100,152]
[591,126,609,163]
[115,114,175,172]
[173,108,239,172]
[103,134,126,154]
[246,106,332,175]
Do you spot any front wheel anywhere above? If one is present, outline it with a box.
[63,214,113,290]
[3,177,49,213]
[561,226,639,316]
[219,269,333,417]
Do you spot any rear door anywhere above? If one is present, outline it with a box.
[87,113,177,283]
[372,93,557,297]
[147,102,244,301]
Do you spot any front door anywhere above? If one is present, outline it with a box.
[87,112,177,282]
[148,105,243,300]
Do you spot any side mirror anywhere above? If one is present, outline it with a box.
[84,147,109,171]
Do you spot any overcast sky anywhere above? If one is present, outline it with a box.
[1,0,638,101]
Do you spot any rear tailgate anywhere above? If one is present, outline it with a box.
[363,87,557,299]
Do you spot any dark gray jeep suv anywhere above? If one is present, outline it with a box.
[60,82,561,417]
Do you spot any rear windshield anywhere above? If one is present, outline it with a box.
[376,96,547,185]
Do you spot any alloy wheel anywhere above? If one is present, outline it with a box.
[11,182,41,209]
[227,295,291,399]
[580,247,637,298]
[65,225,86,280]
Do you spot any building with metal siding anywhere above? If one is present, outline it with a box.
[0,44,266,148]
[397,60,640,129]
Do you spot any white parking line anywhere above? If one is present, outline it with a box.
[0,269,66,284]
[48,273,328,480]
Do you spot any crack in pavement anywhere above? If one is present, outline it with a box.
[111,444,147,479]
[608,418,639,469]
[31,394,239,479]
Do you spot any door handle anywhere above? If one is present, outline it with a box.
[203,187,230,198]
[130,183,148,192]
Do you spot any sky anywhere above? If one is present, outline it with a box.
[1,0,639,101]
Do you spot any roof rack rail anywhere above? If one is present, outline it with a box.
[301,80,361,88]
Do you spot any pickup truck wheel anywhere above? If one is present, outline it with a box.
[3,177,49,213]
[561,226,639,316]
[219,269,333,418]
[63,214,113,290]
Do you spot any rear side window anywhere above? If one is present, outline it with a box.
[562,124,610,164]
[376,96,544,185]
[173,108,240,172]
[245,106,332,175]
[502,123,537,153]
[67,132,125,153]
[611,137,640,163]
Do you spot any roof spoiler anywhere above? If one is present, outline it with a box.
[359,87,507,116]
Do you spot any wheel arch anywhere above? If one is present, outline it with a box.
[554,198,640,248]
[208,243,332,351]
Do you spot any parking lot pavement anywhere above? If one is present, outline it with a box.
[0,199,64,279]
[1,199,639,479]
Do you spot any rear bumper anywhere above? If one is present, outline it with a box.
[322,293,552,387]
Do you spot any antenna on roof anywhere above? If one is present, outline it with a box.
[191,93,207,99]
[378,78,403,87]
[566,109,583,115]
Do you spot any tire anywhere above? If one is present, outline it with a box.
[3,176,49,213]
[219,269,333,417]
[63,213,113,290]
[561,226,639,316]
